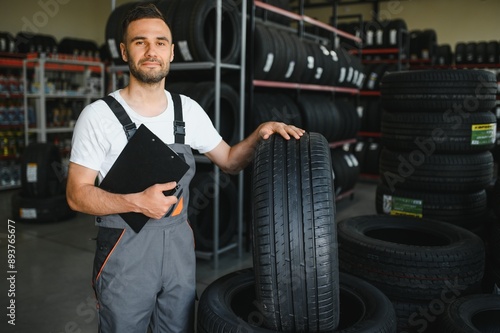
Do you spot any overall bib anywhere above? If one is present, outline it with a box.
[92,93,196,333]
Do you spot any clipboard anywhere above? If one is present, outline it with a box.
[99,124,190,232]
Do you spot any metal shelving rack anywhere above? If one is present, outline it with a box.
[23,55,105,144]
[108,0,247,269]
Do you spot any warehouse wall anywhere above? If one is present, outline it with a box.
[0,0,499,47]
[0,0,113,46]
[304,0,500,47]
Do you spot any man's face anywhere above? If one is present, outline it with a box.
[120,18,174,84]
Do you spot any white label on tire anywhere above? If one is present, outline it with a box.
[347,67,353,82]
[307,56,314,69]
[107,39,120,59]
[357,106,364,118]
[20,208,37,219]
[177,41,193,61]
[355,142,364,152]
[376,30,384,46]
[339,67,346,83]
[315,67,323,80]
[366,31,373,46]
[390,30,397,45]
[383,194,392,214]
[26,163,37,183]
[263,53,274,73]
[343,155,353,167]
[285,61,295,79]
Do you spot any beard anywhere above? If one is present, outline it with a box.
[127,55,169,84]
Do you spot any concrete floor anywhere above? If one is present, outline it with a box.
[0,181,377,333]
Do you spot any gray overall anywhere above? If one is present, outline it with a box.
[92,93,196,333]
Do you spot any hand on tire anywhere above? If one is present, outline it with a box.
[258,121,305,140]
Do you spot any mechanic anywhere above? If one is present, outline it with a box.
[66,3,304,333]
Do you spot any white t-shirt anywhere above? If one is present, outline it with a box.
[70,90,222,181]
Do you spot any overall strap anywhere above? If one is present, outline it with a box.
[101,95,137,140]
[171,93,185,144]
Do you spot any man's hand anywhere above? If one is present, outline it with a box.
[258,122,305,140]
[131,182,178,219]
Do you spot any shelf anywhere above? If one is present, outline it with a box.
[350,48,401,55]
[336,189,354,202]
[358,131,382,138]
[0,184,20,191]
[26,92,102,99]
[24,56,103,73]
[27,127,74,134]
[253,80,359,94]
[410,62,500,70]
[254,0,362,44]
[330,138,356,149]
[360,90,381,97]
[0,125,24,131]
[0,92,23,98]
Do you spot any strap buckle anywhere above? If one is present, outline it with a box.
[174,120,185,136]
[123,123,137,140]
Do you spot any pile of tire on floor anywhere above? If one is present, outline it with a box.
[11,143,75,223]
[367,69,500,332]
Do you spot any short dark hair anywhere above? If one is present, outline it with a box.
[121,3,167,43]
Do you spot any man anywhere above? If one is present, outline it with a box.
[66,3,304,333]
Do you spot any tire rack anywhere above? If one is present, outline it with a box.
[108,0,247,269]
[248,0,362,203]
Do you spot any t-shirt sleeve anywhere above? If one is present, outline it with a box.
[69,101,120,171]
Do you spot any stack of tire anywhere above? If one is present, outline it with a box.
[11,143,75,222]
[351,138,383,177]
[253,22,365,88]
[338,214,486,332]
[250,92,360,143]
[105,0,242,66]
[197,133,398,332]
[484,179,500,293]
[455,41,500,65]
[166,81,240,145]
[377,69,498,235]
[409,29,438,63]
[337,19,410,60]
[331,148,360,196]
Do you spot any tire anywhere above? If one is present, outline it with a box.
[331,148,360,195]
[20,143,65,198]
[338,214,485,301]
[381,110,497,153]
[196,269,397,333]
[297,93,341,142]
[251,132,339,332]
[105,1,138,64]
[187,171,237,252]
[379,148,494,192]
[173,0,241,63]
[380,69,498,113]
[11,191,75,223]
[375,183,488,228]
[435,294,500,333]
[185,81,240,145]
[251,93,303,132]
